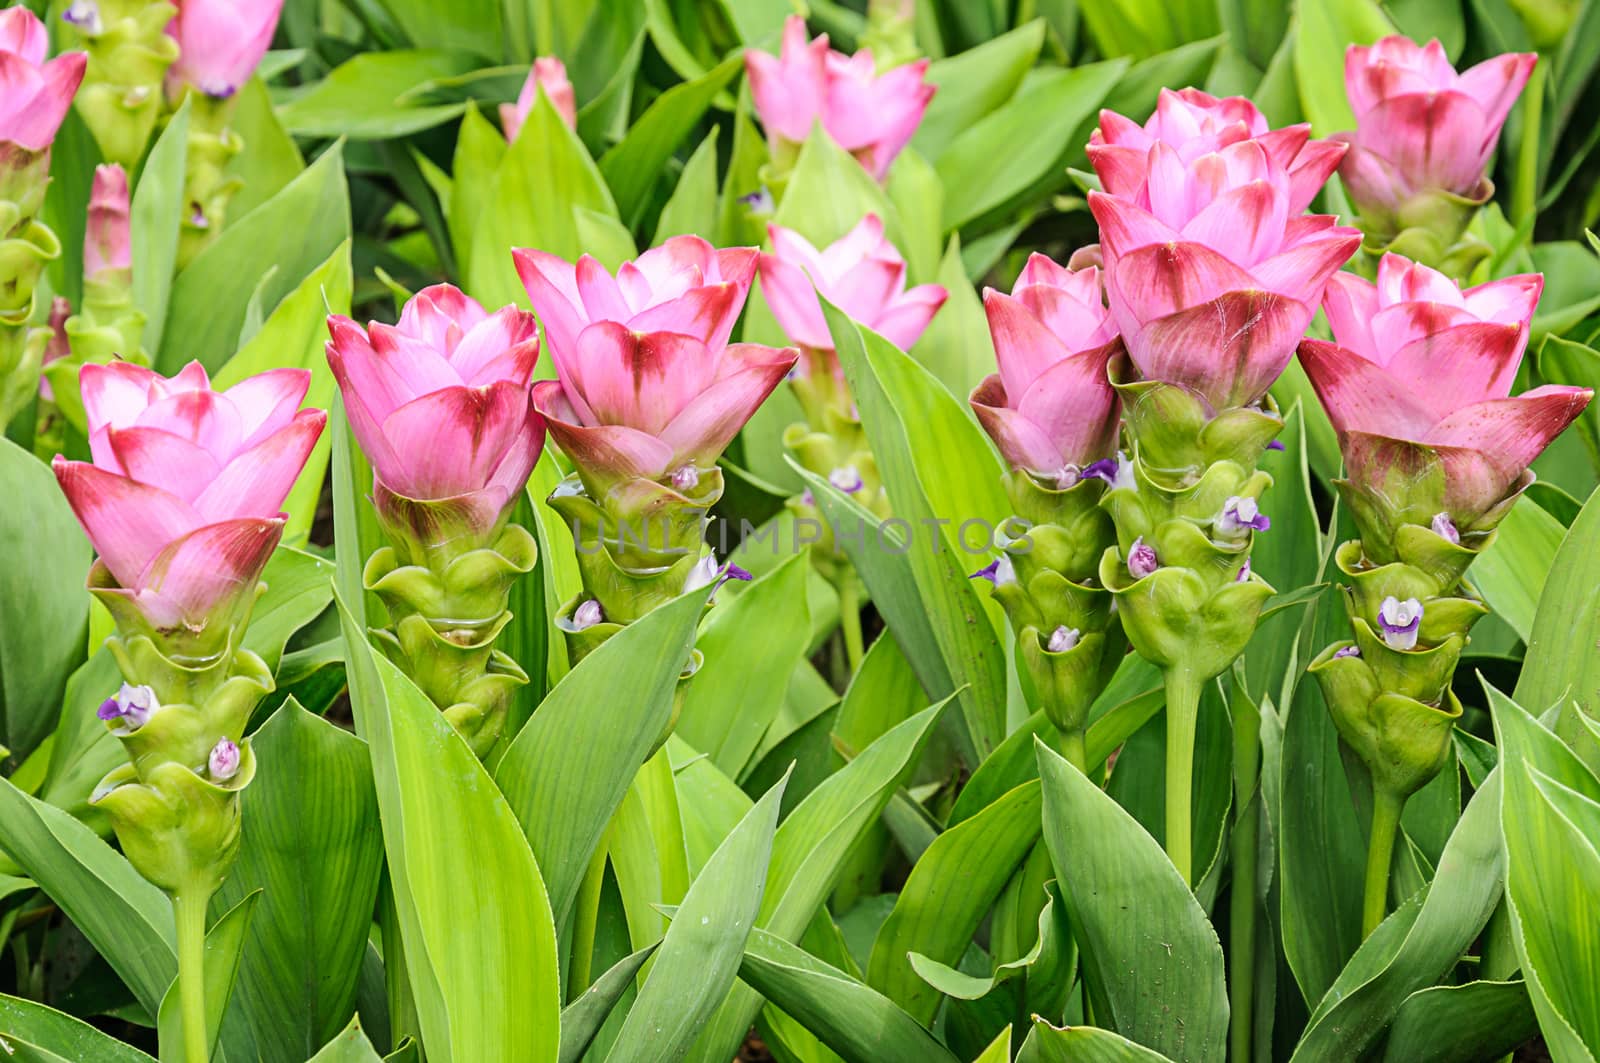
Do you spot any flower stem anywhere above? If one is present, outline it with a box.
[568,837,609,998]
[1228,675,1261,1063]
[173,886,212,1063]
[837,577,865,674]
[1059,727,1087,776]
[1362,788,1404,938]
[1513,61,1546,233]
[1164,665,1202,885]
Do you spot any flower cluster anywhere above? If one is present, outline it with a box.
[516,237,796,655]
[1335,37,1535,273]
[328,284,545,755]
[746,15,935,181]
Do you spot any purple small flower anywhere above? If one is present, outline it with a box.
[670,464,700,492]
[1049,463,1081,489]
[1377,596,1422,651]
[1333,645,1361,659]
[61,0,102,34]
[686,553,754,596]
[798,488,816,508]
[1431,512,1460,545]
[97,683,157,730]
[571,599,604,631]
[1266,439,1286,451]
[1217,495,1271,537]
[740,187,775,215]
[829,465,864,494]
[970,555,1016,586]
[1046,626,1080,653]
[1082,452,1134,491]
[1236,557,1252,583]
[208,738,240,781]
[1127,537,1159,580]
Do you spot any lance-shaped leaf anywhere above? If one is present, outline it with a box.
[0,995,156,1063]
[1036,738,1228,1062]
[737,928,959,1063]
[335,591,561,1063]
[603,774,785,1061]
[495,586,709,925]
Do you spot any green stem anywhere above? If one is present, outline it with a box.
[1228,676,1262,1063]
[1059,728,1087,776]
[1164,666,1202,886]
[173,886,212,1063]
[568,837,609,998]
[837,577,865,674]
[1513,61,1547,232]
[1362,789,1404,939]
[379,876,419,1053]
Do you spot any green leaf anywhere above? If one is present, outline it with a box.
[0,995,155,1062]
[824,302,1009,761]
[1379,980,1539,1063]
[215,700,384,1063]
[604,774,786,1062]
[653,129,721,244]
[737,928,960,1063]
[156,891,258,1063]
[1016,1019,1173,1063]
[685,700,949,1062]
[674,551,812,778]
[1036,739,1227,1062]
[934,59,1127,230]
[495,587,708,925]
[335,591,561,1062]
[445,103,507,283]
[1472,497,1564,643]
[867,780,1041,1023]
[131,96,189,355]
[0,439,91,762]
[1517,484,1600,719]
[306,1015,386,1062]
[465,93,623,312]
[0,775,174,1013]
[1278,511,1367,1004]
[1292,0,1396,134]
[912,20,1045,161]
[598,56,741,226]
[38,649,122,817]
[948,655,1163,825]
[1291,772,1504,1061]
[558,944,659,1063]
[225,78,305,219]
[910,235,994,402]
[238,547,335,673]
[373,0,502,61]
[278,52,479,138]
[1492,683,1600,1059]
[211,241,352,547]
[159,143,350,374]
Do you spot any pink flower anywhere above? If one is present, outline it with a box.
[0,7,86,151]
[1299,253,1590,526]
[757,214,947,351]
[326,284,544,525]
[52,361,325,633]
[970,253,1121,483]
[1337,38,1536,218]
[501,57,577,139]
[745,15,934,181]
[1087,125,1360,409]
[85,164,131,279]
[1089,87,1346,215]
[515,235,757,378]
[166,0,285,99]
